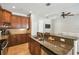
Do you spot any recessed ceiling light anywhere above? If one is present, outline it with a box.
[12,6,15,9]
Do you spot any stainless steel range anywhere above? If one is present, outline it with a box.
[0,39,8,55]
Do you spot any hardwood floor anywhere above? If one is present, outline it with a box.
[7,43,31,55]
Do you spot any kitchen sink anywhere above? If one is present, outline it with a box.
[32,35,45,41]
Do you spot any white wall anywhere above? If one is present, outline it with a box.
[31,14,38,36]
[61,16,79,33]
[53,16,63,34]
[38,20,44,33]
[37,18,54,34]
[53,15,79,52]
[43,19,52,33]
[52,15,79,35]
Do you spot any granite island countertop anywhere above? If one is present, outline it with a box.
[31,35,75,55]
[51,34,78,40]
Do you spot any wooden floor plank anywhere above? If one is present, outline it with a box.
[7,43,31,55]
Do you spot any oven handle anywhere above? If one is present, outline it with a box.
[2,41,8,50]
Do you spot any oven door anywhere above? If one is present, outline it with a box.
[0,40,8,55]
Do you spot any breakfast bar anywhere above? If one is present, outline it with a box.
[30,33,78,55]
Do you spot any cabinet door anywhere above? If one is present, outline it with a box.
[11,15,18,28]
[30,39,35,54]
[15,16,21,28]
[11,15,17,28]
[28,37,31,53]
[8,35,17,47]
[20,17,28,28]
[29,38,35,54]
[16,34,22,44]
[29,38,41,55]
[2,10,12,23]
[17,16,21,28]
[21,17,25,28]
[0,9,3,19]
[16,34,27,44]
[21,34,27,43]
[23,17,28,28]
[33,40,41,55]
[0,9,3,25]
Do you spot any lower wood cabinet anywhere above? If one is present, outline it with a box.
[8,34,28,47]
[29,37,41,55]
[28,37,56,55]
[8,35,17,47]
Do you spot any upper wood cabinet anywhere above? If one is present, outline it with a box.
[21,16,28,28]
[0,7,3,19]
[11,15,28,28]
[0,7,3,25]
[11,15,17,28]
[2,9,12,23]
[0,6,31,29]
[0,6,12,24]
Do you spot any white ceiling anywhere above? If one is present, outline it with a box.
[0,3,79,17]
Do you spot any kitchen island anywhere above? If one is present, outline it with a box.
[30,34,78,55]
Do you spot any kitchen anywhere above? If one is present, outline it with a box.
[0,3,79,55]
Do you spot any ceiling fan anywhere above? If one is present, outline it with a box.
[61,12,74,18]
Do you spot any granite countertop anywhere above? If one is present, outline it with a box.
[0,35,9,40]
[31,36,73,55]
[52,34,78,40]
[8,29,31,35]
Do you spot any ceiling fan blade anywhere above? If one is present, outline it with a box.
[68,14,74,16]
[66,12,71,15]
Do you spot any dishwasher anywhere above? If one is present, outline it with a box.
[0,39,8,55]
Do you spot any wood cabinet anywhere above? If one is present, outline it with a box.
[29,37,41,55]
[0,6,31,29]
[11,15,28,28]
[2,9,12,23]
[0,6,3,18]
[11,15,17,28]
[0,7,3,25]
[8,34,28,47]
[0,6,12,25]
[11,15,21,28]
[8,35,17,47]
[17,34,27,44]
[21,17,28,28]
[28,37,57,55]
